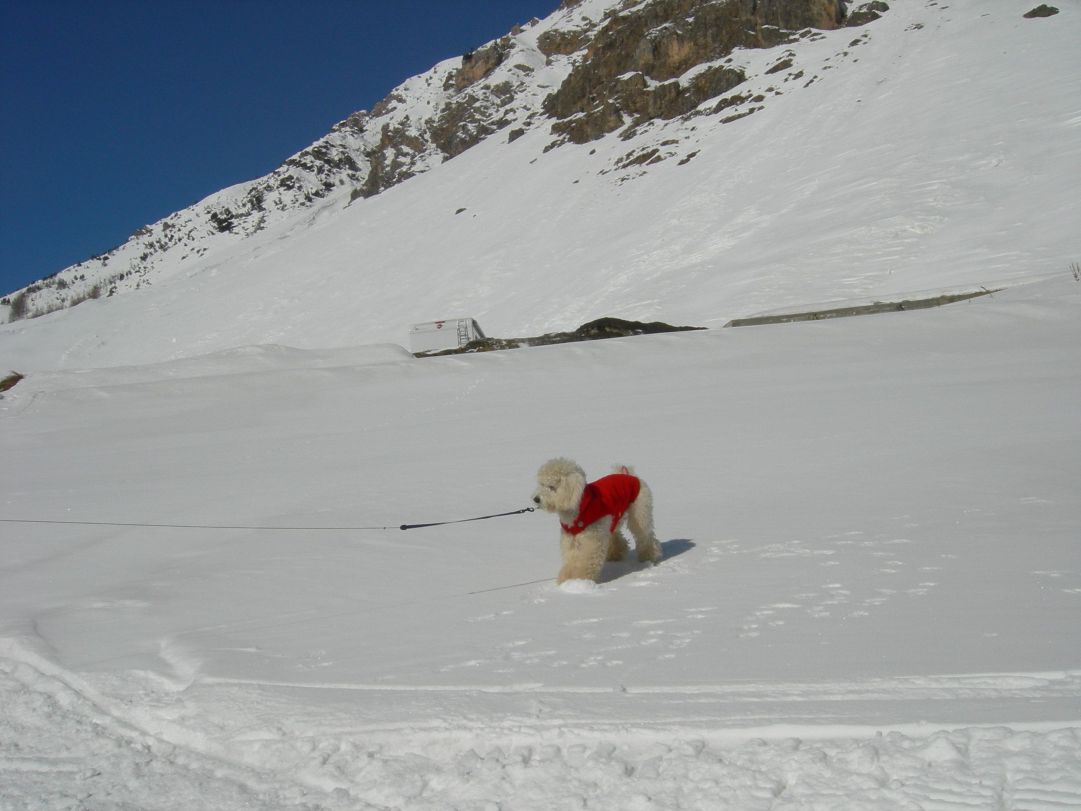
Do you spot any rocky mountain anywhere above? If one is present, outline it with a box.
[3,0,888,323]
[3,0,1075,373]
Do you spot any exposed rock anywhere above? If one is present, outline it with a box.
[429,99,503,159]
[451,38,514,91]
[208,209,235,233]
[684,64,750,108]
[330,111,368,135]
[550,100,626,145]
[538,28,591,56]
[1023,4,1059,17]
[572,317,702,339]
[357,68,524,199]
[845,1,889,26]
[755,0,846,29]
[543,0,844,144]
[353,121,427,200]
[419,317,705,356]
[370,94,406,118]
[623,65,747,124]
[359,38,529,199]
[0,371,25,393]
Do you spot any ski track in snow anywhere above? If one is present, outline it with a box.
[3,638,1081,810]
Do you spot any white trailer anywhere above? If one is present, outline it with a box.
[409,318,486,355]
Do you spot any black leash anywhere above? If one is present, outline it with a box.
[0,518,395,531]
[399,506,534,531]
[0,507,536,533]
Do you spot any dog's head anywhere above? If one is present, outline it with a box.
[533,458,586,513]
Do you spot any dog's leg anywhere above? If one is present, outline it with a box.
[558,533,577,584]
[556,563,580,584]
[607,530,629,562]
[558,528,608,583]
[627,483,663,564]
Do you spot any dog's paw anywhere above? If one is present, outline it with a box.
[558,579,600,594]
[637,548,663,565]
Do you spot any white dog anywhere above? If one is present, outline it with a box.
[533,458,663,584]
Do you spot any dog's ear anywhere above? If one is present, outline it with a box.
[557,468,586,510]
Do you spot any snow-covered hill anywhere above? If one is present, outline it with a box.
[3,0,1077,371]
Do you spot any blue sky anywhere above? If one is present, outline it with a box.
[0,0,558,297]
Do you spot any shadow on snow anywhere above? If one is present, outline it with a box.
[598,538,695,584]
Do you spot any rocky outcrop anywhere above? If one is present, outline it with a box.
[845,1,889,26]
[428,90,513,159]
[1023,4,1059,17]
[354,120,427,200]
[357,79,520,199]
[543,0,846,144]
[0,371,24,393]
[551,64,748,144]
[418,317,705,357]
[450,38,514,91]
[537,27,591,57]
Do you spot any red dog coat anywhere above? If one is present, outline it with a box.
[561,472,641,536]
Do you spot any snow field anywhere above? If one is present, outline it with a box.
[2,275,1079,808]
[3,637,1081,811]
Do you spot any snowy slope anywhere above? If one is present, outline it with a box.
[2,0,1079,370]
[2,274,1079,808]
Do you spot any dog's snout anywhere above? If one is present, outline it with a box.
[533,495,541,505]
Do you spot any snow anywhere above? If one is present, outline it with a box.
[3,274,1079,808]
[2,1,1080,807]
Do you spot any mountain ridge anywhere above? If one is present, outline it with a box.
[2,0,1077,372]
[3,0,881,322]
